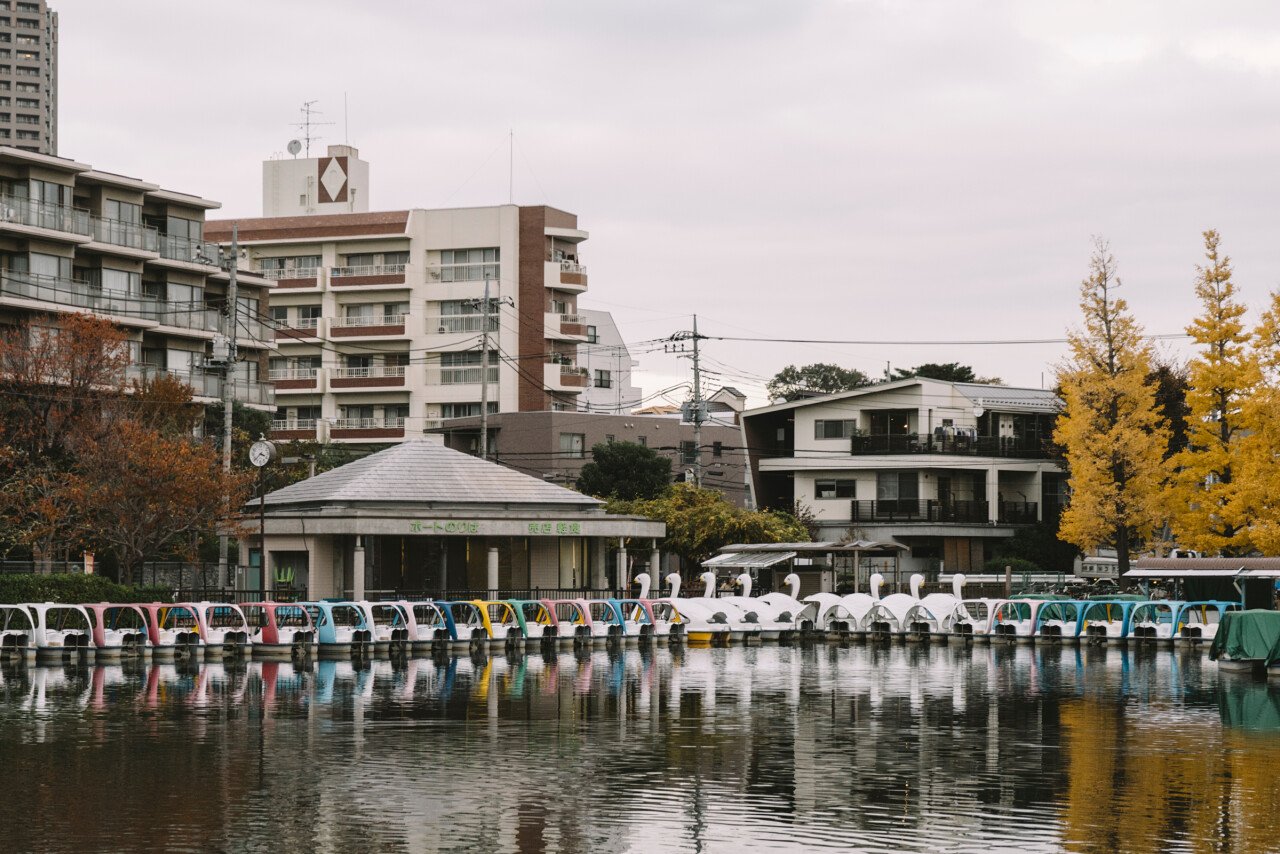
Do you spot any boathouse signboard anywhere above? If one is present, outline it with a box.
[408,520,585,536]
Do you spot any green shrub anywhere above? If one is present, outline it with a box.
[0,574,174,604]
[983,557,1041,577]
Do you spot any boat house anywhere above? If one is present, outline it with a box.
[241,440,666,599]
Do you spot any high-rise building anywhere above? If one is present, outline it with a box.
[0,146,275,412]
[0,0,56,155]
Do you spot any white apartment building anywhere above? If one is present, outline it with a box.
[0,146,273,411]
[576,308,642,413]
[207,163,594,445]
[742,378,1066,575]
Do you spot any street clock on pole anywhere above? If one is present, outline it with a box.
[249,440,277,468]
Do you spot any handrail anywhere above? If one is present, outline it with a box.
[331,365,407,379]
[331,263,406,278]
[330,313,406,329]
[0,192,92,236]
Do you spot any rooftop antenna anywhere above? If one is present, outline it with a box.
[286,139,302,158]
[292,100,334,157]
[344,91,349,145]
[508,128,514,204]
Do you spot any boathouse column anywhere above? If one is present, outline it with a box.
[486,547,499,596]
[650,540,661,580]
[591,537,607,589]
[353,536,366,600]
[986,467,1000,523]
[1033,467,1044,522]
[616,537,628,593]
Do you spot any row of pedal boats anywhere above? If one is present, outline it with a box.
[0,571,1243,664]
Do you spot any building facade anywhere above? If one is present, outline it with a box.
[0,0,55,155]
[207,197,595,446]
[576,308,642,413]
[437,409,752,506]
[0,146,274,410]
[262,144,370,218]
[742,378,1066,575]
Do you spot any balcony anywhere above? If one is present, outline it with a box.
[330,263,406,287]
[851,500,990,524]
[275,316,321,340]
[330,365,407,389]
[544,259,587,293]
[260,268,320,289]
[0,271,217,333]
[89,217,159,254]
[850,433,1050,459]
[330,417,406,441]
[998,501,1039,524]
[544,362,589,392]
[270,418,320,442]
[545,312,589,341]
[156,234,219,268]
[0,193,91,239]
[426,313,497,335]
[438,365,499,385]
[127,364,221,400]
[267,367,319,392]
[329,313,407,338]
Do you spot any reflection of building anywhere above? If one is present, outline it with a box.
[0,1,57,155]
[0,146,274,411]
[436,406,751,506]
[209,146,600,449]
[243,439,664,597]
[742,378,1065,574]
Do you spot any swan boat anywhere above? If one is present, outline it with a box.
[193,602,253,659]
[85,603,151,661]
[662,573,732,646]
[0,604,35,664]
[903,575,965,642]
[28,603,94,663]
[242,601,315,659]
[142,602,204,661]
[300,601,374,658]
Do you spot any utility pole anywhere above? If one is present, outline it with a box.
[216,225,239,589]
[468,273,513,461]
[665,316,708,488]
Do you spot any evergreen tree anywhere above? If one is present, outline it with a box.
[1167,230,1259,555]
[1054,239,1169,575]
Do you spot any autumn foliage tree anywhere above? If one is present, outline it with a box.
[1235,290,1280,554]
[1165,231,1260,555]
[1054,240,1169,575]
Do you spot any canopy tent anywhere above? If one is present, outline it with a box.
[702,551,796,569]
[707,541,909,594]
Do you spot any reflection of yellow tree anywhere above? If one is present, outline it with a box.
[1061,700,1280,853]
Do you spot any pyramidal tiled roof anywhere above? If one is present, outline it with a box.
[262,440,601,508]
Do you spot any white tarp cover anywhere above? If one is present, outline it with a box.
[702,551,797,569]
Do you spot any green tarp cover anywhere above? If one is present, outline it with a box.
[1210,610,1280,666]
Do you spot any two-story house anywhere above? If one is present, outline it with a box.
[741,378,1065,575]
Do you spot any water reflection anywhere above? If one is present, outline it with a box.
[0,645,1277,853]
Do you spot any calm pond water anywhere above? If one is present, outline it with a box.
[1,644,1277,854]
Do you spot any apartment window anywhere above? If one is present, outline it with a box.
[343,250,408,268]
[439,247,499,282]
[16,36,38,47]
[15,50,36,61]
[344,303,374,321]
[237,295,259,319]
[295,405,322,422]
[440,402,497,418]
[30,180,69,206]
[550,299,568,314]
[680,440,698,465]
[814,419,857,440]
[869,410,912,435]
[712,441,723,458]
[586,325,598,344]
[559,433,586,459]
[13,98,32,109]
[341,404,375,422]
[594,369,611,389]
[384,353,410,369]
[104,199,141,224]
[14,130,37,140]
[0,113,11,122]
[258,254,320,274]
[876,471,919,507]
[384,301,409,320]
[605,435,615,444]
[637,436,647,447]
[165,215,202,241]
[28,252,69,279]
[15,82,37,93]
[345,355,372,370]
[270,306,288,323]
[815,479,856,499]
[384,404,410,426]
[14,113,36,124]
[15,66,37,77]
[298,305,322,323]
[164,281,202,306]
[440,351,494,367]
[16,3,37,11]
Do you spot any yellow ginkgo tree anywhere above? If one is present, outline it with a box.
[1166,230,1260,556]
[1235,290,1280,554]
[1054,239,1170,575]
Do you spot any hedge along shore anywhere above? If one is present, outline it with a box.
[0,574,174,605]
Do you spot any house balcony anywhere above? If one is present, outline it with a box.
[329,313,407,338]
[330,417,406,441]
[274,317,323,341]
[330,365,407,389]
[544,260,587,293]
[848,499,1039,524]
[270,418,322,442]
[260,268,321,290]
[0,193,92,242]
[268,367,320,392]
[87,217,159,258]
[545,312,589,342]
[850,433,1050,460]
[0,271,219,333]
[330,263,407,288]
[154,234,220,269]
[544,362,589,393]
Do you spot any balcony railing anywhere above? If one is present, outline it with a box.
[259,267,318,281]
[331,264,406,278]
[268,367,318,381]
[850,433,1050,459]
[333,417,406,430]
[127,364,221,399]
[440,366,499,385]
[281,316,320,330]
[851,500,990,524]
[91,217,158,252]
[159,304,221,334]
[560,313,586,325]
[557,260,587,275]
[271,418,317,431]
[0,193,91,236]
[558,365,590,378]
[157,233,219,266]
[330,313,406,330]
[427,314,497,334]
[331,365,407,380]
[998,501,1039,524]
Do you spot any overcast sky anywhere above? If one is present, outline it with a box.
[55,0,1280,406]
